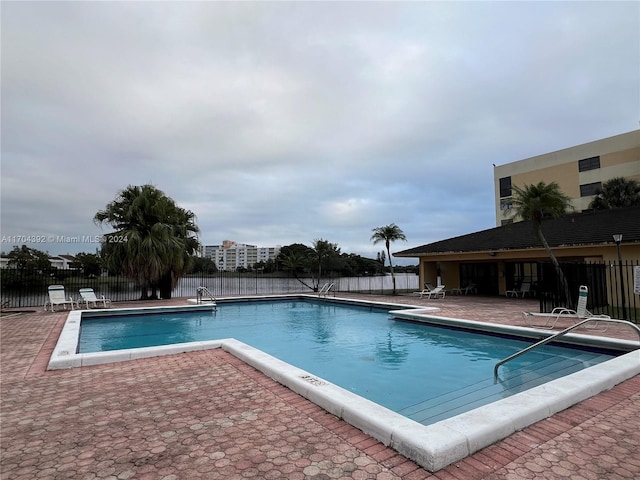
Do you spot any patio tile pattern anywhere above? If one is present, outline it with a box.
[1,294,638,479]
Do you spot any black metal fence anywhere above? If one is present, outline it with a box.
[0,269,419,309]
[538,260,639,323]
[3,261,637,323]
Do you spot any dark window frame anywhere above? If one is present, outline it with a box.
[500,198,513,211]
[578,156,601,172]
[580,181,602,197]
[499,176,512,198]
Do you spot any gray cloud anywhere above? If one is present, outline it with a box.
[2,1,638,262]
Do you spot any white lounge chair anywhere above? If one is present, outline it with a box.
[78,288,112,309]
[414,283,436,297]
[423,285,446,299]
[44,285,75,312]
[522,285,609,330]
[506,282,531,298]
[451,283,477,295]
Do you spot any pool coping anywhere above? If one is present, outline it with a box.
[48,295,640,472]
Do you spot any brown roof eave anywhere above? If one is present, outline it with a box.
[395,206,640,257]
[394,249,501,258]
[394,242,627,258]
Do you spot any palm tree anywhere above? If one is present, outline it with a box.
[310,239,340,291]
[510,181,573,305]
[589,177,640,209]
[370,224,406,295]
[94,184,200,300]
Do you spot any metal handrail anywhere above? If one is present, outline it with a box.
[494,317,640,379]
[318,282,335,298]
[196,286,217,307]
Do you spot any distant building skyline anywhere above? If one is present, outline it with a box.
[202,240,281,271]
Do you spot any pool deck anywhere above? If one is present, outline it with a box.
[1,294,639,479]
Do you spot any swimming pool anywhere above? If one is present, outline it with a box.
[50,296,640,472]
[78,299,616,425]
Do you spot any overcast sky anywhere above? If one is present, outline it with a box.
[2,1,638,264]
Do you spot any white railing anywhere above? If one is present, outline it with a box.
[195,286,217,308]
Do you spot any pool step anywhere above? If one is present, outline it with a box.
[399,351,612,425]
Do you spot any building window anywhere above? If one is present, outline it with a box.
[500,198,513,211]
[499,177,512,198]
[578,156,600,172]
[580,181,602,197]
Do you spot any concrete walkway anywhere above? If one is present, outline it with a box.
[1,294,638,479]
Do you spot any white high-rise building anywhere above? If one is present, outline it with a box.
[202,240,281,271]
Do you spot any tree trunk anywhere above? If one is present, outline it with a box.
[159,271,172,299]
[386,243,396,295]
[147,283,159,300]
[315,263,322,292]
[140,284,151,300]
[292,273,314,291]
[536,225,571,305]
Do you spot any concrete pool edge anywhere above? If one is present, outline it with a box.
[48,298,640,472]
[225,340,639,472]
[48,296,431,369]
[48,304,219,369]
[389,309,640,352]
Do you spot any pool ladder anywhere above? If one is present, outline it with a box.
[318,282,335,298]
[494,317,640,380]
[196,286,217,309]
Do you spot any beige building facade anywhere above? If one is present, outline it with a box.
[494,129,640,226]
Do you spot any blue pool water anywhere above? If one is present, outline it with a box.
[79,300,617,424]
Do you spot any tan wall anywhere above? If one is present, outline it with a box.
[601,146,640,168]
[496,159,579,222]
[513,163,579,196]
[420,261,439,289]
[495,130,639,175]
[575,146,640,211]
[439,262,460,290]
[494,130,640,225]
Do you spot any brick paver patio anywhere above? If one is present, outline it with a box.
[1,294,638,479]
